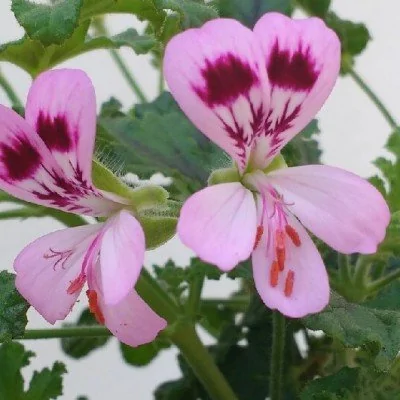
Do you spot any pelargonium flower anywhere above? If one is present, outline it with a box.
[164,13,390,317]
[0,69,166,345]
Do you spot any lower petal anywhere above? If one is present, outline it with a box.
[267,165,390,254]
[88,263,167,347]
[99,210,145,305]
[14,224,101,324]
[252,215,329,318]
[177,183,257,271]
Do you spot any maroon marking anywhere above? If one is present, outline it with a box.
[263,99,301,157]
[267,41,319,91]
[1,137,41,181]
[36,112,73,152]
[194,53,259,107]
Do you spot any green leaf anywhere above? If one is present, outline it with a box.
[61,309,110,359]
[0,23,155,77]
[303,291,400,370]
[25,362,67,400]
[300,367,360,400]
[11,0,83,46]
[282,120,322,166]
[217,0,292,27]
[155,0,218,29]
[120,337,170,367]
[0,342,66,400]
[97,92,226,200]
[294,0,331,18]
[373,129,400,210]
[325,12,371,72]
[0,271,29,342]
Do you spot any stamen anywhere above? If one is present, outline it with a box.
[276,248,285,271]
[86,289,105,325]
[253,225,264,250]
[284,270,295,297]
[269,261,279,287]
[275,229,286,271]
[285,225,301,247]
[67,273,86,294]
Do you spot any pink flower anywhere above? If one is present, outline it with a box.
[0,69,166,345]
[164,13,390,317]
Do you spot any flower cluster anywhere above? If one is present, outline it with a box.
[0,13,389,347]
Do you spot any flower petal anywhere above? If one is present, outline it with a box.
[25,69,96,182]
[88,263,167,347]
[251,13,340,167]
[164,19,270,172]
[0,88,122,217]
[99,210,145,305]
[252,214,329,318]
[267,165,390,254]
[177,182,257,271]
[14,224,101,324]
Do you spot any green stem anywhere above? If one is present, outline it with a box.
[92,20,148,103]
[109,49,148,103]
[348,68,398,130]
[171,323,239,400]
[338,254,352,283]
[367,269,400,293]
[21,326,111,340]
[352,256,371,287]
[158,69,165,94]
[270,311,286,400]
[200,296,249,312]
[0,69,22,108]
[186,275,204,316]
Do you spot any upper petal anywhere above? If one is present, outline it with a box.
[14,224,101,324]
[99,210,145,305]
[267,165,390,254]
[25,69,96,182]
[88,263,167,347]
[164,18,270,172]
[177,182,257,271]
[251,13,340,167]
[252,213,329,318]
[0,76,123,216]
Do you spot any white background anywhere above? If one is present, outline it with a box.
[0,0,398,399]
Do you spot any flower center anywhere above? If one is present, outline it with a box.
[254,187,301,298]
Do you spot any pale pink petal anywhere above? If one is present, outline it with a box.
[252,13,340,167]
[98,210,145,305]
[25,69,96,182]
[164,19,270,172]
[14,224,102,324]
[267,165,390,254]
[252,214,329,317]
[87,263,167,347]
[0,91,122,216]
[177,182,257,271]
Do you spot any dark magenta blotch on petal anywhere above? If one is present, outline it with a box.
[36,112,73,152]
[194,53,259,107]
[1,137,41,181]
[267,41,319,91]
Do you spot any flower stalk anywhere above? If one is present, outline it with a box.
[270,311,286,400]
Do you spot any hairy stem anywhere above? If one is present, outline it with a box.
[348,68,398,130]
[171,323,239,400]
[0,69,22,108]
[21,326,111,340]
[270,311,286,400]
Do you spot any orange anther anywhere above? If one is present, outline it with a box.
[253,225,264,250]
[285,225,301,247]
[284,270,295,297]
[270,261,279,287]
[86,289,105,325]
[276,230,285,249]
[276,247,285,271]
[67,274,86,295]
